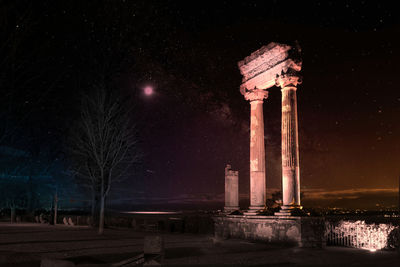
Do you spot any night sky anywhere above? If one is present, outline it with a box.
[2,1,400,210]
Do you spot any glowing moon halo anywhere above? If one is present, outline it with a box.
[143,85,154,96]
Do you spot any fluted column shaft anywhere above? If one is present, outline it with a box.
[281,86,301,208]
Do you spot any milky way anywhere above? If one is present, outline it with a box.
[1,1,399,209]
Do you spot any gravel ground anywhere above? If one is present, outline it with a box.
[0,223,399,266]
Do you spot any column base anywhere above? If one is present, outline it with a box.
[223,207,240,213]
[275,205,303,216]
[243,206,265,216]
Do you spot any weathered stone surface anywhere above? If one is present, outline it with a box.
[242,94,268,214]
[238,42,302,215]
[248,100,266,213]
[144,235,164,255]
[144,235,164,266]
[238,42,301,92]
[224,164,239,212]
[214,215,325,248]
[276,72,302,214]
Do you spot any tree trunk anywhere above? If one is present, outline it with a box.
[10,206,16,224]
[27,175,33,214]
[53,193,58,225]
[91,189,96,226]
[98,195,105,234]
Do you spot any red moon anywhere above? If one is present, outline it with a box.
[143,86,153,96]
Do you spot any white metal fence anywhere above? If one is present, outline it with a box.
[326,220,398,250]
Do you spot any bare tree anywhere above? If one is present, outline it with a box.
[70,85,140,234]
[68,160,100,226]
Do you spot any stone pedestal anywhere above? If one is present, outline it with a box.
[275,73,302,216]
[144,235,164,266]
[214,215,325,248]
[224,164,239,212]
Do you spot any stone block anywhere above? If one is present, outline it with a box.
[68,217,75,226]
[144,235,164,255]
[144,236,164,266]
[224,164,239,212]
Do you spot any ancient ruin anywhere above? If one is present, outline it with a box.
[238,42,302,215]
[215,42,324,247]
[218,42,399,250]
[224,164,239,212]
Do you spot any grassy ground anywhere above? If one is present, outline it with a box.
[0,223,399,266]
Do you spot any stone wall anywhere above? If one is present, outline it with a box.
[214,215,325,248]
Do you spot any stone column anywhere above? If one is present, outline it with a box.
[276,73,302,214]
[243,89,268,214]
[224,164,239,212]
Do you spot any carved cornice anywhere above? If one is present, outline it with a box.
[238,42,302,92]
[238,43,292,83]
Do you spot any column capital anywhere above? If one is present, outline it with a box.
[275,72,302,90]
[242,88,268,102]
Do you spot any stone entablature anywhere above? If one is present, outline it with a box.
[238,42,302,93]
